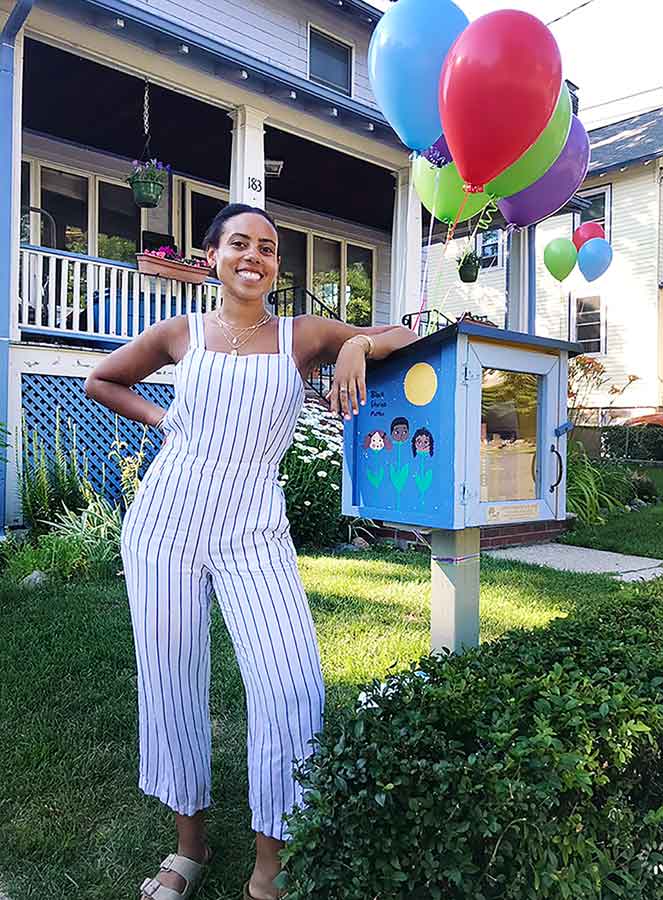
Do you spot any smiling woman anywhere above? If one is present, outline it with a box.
[83,203,417,900]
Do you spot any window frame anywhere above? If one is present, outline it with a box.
[574,185,612,242]
[571,294,607,356]
[23,156,146,260]
[307,23,354,98]
[475,227,505,270]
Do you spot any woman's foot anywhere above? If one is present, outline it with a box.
[246,874,281,900]
[141,845,213,898]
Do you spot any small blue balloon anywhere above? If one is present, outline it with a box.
[577,238,613,282]
[368,0,469,152]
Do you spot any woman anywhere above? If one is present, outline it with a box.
[85,203,417,900]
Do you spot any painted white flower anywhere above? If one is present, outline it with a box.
[304,500,311,507]
[330,459,341,467]
[317,470,328,478]
[331,483,340,491]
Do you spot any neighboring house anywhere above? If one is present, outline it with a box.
[0,0,424,526]
[423,107,663,424]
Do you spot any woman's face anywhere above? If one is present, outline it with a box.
[206,212,279,301]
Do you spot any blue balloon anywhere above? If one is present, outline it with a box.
[368,0,469,152]
[577,238,613,282]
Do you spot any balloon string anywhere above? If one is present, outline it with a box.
[413,188,471,334]
[456,197,498,268]
[416,166,441,328]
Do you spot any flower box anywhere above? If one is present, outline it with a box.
[136,253,212,285]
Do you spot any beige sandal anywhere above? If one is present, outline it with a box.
[140,850,213,899]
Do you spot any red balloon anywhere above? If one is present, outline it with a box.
[439,11,562,192]
[573,221,605,251]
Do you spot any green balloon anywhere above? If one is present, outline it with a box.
[544,238,577,282]
[487,83,572,199]
[413,157,489,224]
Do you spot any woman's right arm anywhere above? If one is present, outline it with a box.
[84,317,184,427]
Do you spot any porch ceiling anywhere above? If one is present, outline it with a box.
[24,38,395,231]
[32,0,399,150]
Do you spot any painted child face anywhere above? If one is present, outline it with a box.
[369,432,385,451]
[392,422,409,443]
[415,433,431,454]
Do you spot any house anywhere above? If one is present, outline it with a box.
[423,107,663,426]
[0,0,424,526]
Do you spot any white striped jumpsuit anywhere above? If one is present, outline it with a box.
[120,312,325,839]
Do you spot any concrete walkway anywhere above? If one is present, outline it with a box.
[486,543,663,582]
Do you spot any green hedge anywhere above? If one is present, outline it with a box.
[280,596,663,899]
[602,426,663,462]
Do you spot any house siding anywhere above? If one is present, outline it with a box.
[535,167,661,412]
[423,237,507,327]
[116,0,378,109]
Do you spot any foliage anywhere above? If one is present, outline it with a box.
[280,401,345,548]
[631,471,660,503]
[567,356,639,426]
[456,247,480,267]
[127,158,170,186]
[602,425,663,462]
[6,531,90,583]
[346,262,373,327]
[566,441,632,525]
[280,593,663,900]
[19,410,86,535]
[97,234,137,263]
[142,246,211,270]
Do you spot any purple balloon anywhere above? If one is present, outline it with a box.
[422,134,451,168]
[498,116,590,228]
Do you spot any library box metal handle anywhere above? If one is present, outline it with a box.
[550,444,563,493]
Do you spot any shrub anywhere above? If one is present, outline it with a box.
[280,596,663,900]
[602,426,663,462]
[20,410,86,534]
[6,531,89,582]
[632,472,660,503]
[596,460,637,505]
[566,442,630,525]
[280,400,346,548]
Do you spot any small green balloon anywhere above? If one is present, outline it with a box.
[487,83,572,199]
[544,237,577,282]
[413,156,489,224]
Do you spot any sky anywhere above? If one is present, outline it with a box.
[366,0,662,128]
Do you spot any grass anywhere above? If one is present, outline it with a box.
[0,548,637,900]
[561,501,663,559]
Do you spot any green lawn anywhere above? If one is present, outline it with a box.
[561,501,663,559]
[0,550,636,900]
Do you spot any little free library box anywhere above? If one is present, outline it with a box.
[342,319,580,653]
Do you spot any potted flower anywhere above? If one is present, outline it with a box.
[127,159,170,208]
[136,247,213,284]
[456,248,480,284]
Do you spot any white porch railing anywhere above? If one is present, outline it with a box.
[17,245,222,344]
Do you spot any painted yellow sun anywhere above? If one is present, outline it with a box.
[404,363,438,406]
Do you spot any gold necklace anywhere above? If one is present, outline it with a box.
[213,309,272,355]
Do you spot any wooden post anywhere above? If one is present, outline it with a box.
[430,528,480,654]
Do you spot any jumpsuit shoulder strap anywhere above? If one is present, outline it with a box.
[278,316,294,358]
[186,311,205,351]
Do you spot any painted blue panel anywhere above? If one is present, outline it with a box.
[343,339,457,529]
[21,373,174,504]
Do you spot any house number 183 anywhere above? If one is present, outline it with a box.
[248,177,263,192]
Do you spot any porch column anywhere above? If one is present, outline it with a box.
[229,105,267,209]
[390,163,422,326]
[1,3,33,533]
[505,226,537,335]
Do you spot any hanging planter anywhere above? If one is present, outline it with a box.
[457,249,480,283]
[127,159,169,209]
[136,247,212,284]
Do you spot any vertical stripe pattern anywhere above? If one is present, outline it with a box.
[121,313,325,838]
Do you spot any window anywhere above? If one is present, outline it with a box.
[346,244,373,326]
[577,187,610,240]
[476,228,504,269]
[575,296,604,354]
[20,161,31,243]
[191,191,227,255]
[98,181,141,263]
[40,167,89,253]
[309,27,352,96]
